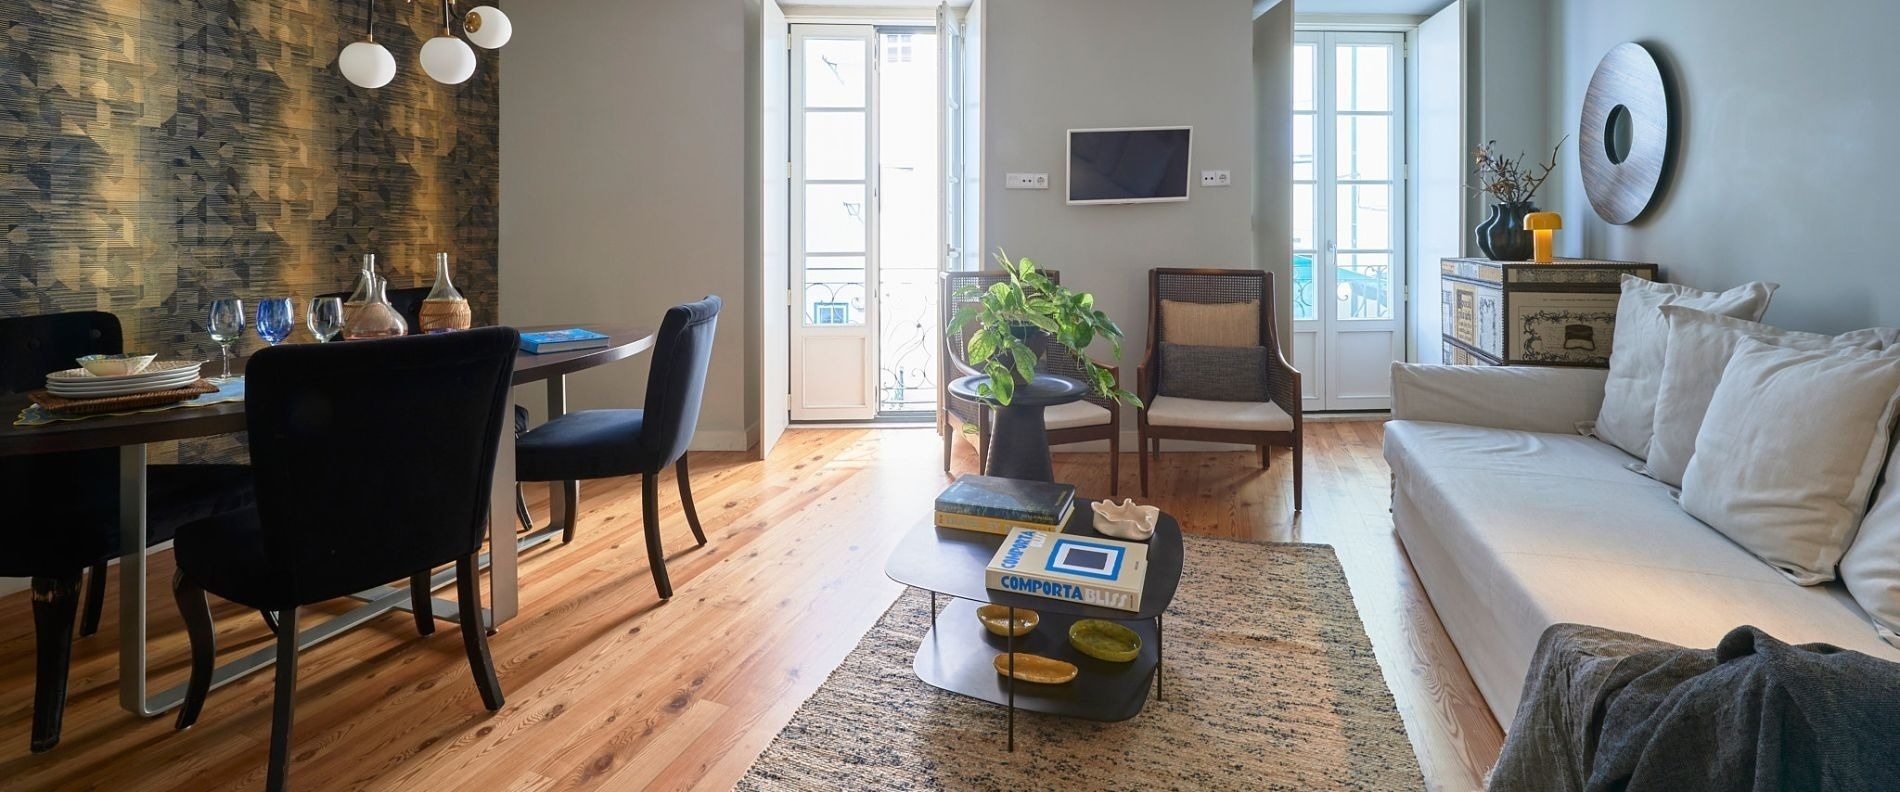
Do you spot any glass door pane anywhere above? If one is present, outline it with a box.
[799,35,872,329]
[1330,40,1399,323]
[1291,41,1319,322]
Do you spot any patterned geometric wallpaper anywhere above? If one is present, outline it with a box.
[0,0,499,460]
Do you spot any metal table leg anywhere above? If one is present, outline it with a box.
[1156,613,1164,701]
[487,388,519,632]
[1006,605,1016,752]
[117,445,156,716]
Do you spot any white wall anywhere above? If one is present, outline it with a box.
[501,0,753,449]
[983,0,1259,428]
[1548,0,1900,333]
[1463,0,1552,258]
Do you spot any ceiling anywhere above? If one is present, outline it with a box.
[1293,0,1455,15]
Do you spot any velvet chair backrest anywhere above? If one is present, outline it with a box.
[639,296,722,469]
[242,327,517,605]
[0,312,123,575]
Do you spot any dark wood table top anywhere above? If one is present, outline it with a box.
[0,324,654,457]
[885,502,1183,622]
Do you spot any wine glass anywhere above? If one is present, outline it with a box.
[207,299,245,382]
[308,297,345,342]
[257,298,294,347]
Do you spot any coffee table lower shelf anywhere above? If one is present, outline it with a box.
[914,598,1160,725]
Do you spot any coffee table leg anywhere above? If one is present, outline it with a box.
[930,591,937,620]
[1155,613,1164,701]
[1006,606,1016,752]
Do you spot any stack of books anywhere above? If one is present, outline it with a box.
[985,527,1149,612]
[934,475,1076,536]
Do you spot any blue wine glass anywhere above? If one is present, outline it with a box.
[257,298,294,347]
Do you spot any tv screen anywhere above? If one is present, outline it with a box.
[1067,127,1192,205]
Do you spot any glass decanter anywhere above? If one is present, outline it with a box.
[418,252,472,333]
[344,275,409,339]
[344,253,378,327]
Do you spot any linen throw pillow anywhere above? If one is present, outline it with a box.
[1594,276,1776,460]
[1157,343,1269,402]
[1842,442,1900,649]
[1159,299,1260,347]
[1647,306,1900,486]
[1678,338,1900,585]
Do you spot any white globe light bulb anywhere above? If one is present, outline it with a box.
[420,35,477,85]
[463,6,512,50]
[338,40,397,89]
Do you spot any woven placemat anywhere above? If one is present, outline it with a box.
[29,379,219,415]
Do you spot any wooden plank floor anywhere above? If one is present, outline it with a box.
[0,422,1501,791]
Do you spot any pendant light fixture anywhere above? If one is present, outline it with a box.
[419,0,477,85]
[338,0,397,89]
[462,5,513,50]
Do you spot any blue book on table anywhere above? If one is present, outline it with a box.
[519,328,610,354]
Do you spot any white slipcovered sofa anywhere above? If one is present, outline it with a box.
[1385,362,1900,725]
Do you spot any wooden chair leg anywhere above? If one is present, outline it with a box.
[516,484,533,533]
[559,480,580,544]
[642,473,674,600]
[1261,444,1271,469]
[455,555,505,711]
[1293,437,1305,512]
[173,572,216,731]
[79,563,106,638]
[28,574,81,753]
[1108,430,1121,496]
[677,453,707,546]
[266,606,301,792]
[1138,430,1150,498]
[410,572,436,637]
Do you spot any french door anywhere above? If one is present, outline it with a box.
[1292,31,1406,412]
[790,26,879,420]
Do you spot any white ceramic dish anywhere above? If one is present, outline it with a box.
[77,353,158,376]
[46,360,203,385]
[48,380,202,399]
[1090,499,1160,542]
[48,373,200,396]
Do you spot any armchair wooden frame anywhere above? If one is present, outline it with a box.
[938,270,1122,493]
[1136,268,1303,510]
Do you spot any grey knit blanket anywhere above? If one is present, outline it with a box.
[1488,623,1900,792]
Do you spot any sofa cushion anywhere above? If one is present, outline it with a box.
[1146,395,1291,432]
[1385,420,1900,725]
[1648,306,1900,487]
[1844,439,1900,649]
[1679,339,1900,585]
[1593,276,1775,461]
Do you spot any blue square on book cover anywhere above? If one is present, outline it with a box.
[1045,539,1124,581]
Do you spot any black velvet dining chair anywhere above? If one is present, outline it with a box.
[515,296,721,600]
[169,327,518,792]
[0,311,253,753]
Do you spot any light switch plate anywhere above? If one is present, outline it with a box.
[1006,172,1050,190]
[1200,170,1232,187]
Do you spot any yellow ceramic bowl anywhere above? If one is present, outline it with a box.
[993,653,1077,684]
[976,604,1039,637]
[1069,619,1141,663]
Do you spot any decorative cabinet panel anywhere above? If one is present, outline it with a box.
[1441,258,1660,368]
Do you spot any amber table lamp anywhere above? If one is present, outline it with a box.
[1525,212,1564,263]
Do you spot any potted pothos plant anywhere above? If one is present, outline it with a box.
[948,251,1142,409]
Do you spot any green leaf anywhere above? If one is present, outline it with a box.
[1010,344,1037,383]
[967,329,998,364]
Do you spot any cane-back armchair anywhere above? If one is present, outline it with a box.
[1136,268,1302,509]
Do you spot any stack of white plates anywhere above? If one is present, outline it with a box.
[46,361,206,399]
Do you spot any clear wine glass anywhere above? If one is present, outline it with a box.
[308,297,345,343]
[207,299,245,382]
[257,298,294,347]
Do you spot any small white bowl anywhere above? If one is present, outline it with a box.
[1091,499,1160,542]
[77,353,158,377]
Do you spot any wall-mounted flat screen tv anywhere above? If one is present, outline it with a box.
[1067,126,1192,205]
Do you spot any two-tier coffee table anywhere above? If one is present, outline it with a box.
[884,503,1184,750]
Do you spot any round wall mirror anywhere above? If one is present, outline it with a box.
[1604,105,1634,164]
[1580,42,1674,224]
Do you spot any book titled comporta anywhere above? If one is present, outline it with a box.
[985,527,1148,612]
[934,475,1076,536]
[519,329,610,354]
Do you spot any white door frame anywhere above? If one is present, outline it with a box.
[790,25,880,421]
[757,0,790,458]
[1293,30,1408,412]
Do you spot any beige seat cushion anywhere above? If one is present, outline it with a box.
[1045,400,1111,430]
[1160,299,1259,347]
[1146,395,1292,432]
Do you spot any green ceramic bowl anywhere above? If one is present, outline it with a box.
[1068,619,1141,663]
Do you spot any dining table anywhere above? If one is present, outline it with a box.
[0,323,655,718]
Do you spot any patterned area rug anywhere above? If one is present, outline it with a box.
[739,538,1423,791]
